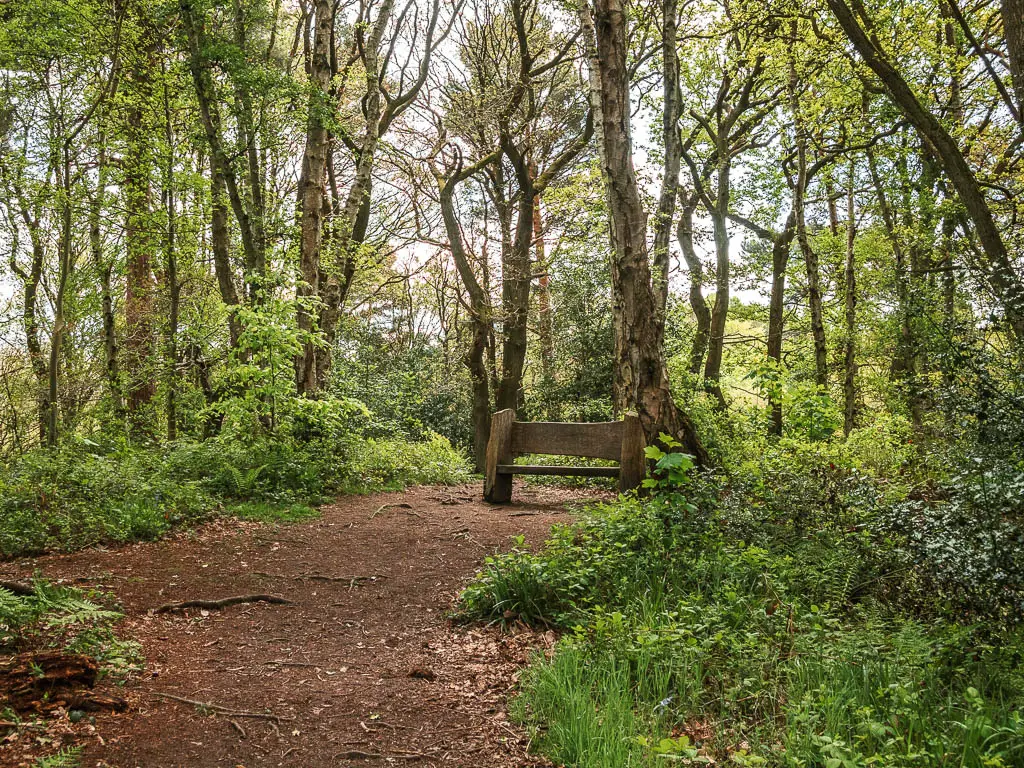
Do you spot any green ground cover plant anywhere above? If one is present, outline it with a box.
[460,433,1024,767]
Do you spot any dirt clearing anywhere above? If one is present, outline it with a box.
[1,484,605,767]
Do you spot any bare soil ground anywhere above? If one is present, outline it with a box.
[1,484,605,767]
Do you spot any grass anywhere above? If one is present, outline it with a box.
[459,497,1024,768]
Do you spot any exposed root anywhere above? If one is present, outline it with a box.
[153,594,292,613]
[149,692,292,722]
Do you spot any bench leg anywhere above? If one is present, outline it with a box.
[619,413,646,493]
[484,409,515,503]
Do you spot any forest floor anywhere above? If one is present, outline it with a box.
[1,483,606,768]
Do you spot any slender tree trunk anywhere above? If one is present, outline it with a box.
[703,160,730,409]
[124,39,157,432]
[437,166,495,472]
[767,213,797,437]
[295,0,333,395]
[792,124,827,390]
[676,195,711,375]
[652,0,680,324]
[592,0,708,463]
[90,142,121,419]
[48,148,73,447]
[163,78,179,440]
[211,158,242,348]
[867,147,923,431]
[532,179,554,386]
[842,159,858,436]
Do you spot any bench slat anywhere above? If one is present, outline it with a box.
[496,464,620,478]
[510,421,622,461]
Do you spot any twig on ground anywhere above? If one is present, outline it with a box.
[153,594,292,613]
[228,719,247,738]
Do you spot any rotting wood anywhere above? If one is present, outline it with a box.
[153,594,292,613]
[0,651,126,714]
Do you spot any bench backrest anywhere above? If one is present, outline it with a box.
[484,409,645,503]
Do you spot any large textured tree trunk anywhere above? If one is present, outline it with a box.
[295,0,333,395]
[676,196,711,375]
[592,0,708,464]
[828,0,1024,339]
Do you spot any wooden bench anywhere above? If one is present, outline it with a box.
[483,409,646,503]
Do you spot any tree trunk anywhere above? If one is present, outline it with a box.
[295,0,333,396]
[791,116,827,390]
[703,163,730,410]
[211,158,242,349]
[676,195,711,375]
[533,180,554,386]
[767,213,797,437]
[124,34,157,432]
[842,159,857,436]
[592,0,708,464]
[90,144,121,421]
[1003,0,1024,113]
[828,0,1024,339]
[163,77,180,441]
[652,0,681,323]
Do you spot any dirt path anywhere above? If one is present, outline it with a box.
[1,484,603,767]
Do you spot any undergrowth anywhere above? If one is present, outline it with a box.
[459,437,1024,768]
[0,579,142,679]
[0,431,470,558]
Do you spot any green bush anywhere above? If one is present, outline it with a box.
[463,490,1024,768]
[0,428,471,558]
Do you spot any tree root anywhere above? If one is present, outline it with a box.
[297,574,385,588]
[369,502,415,519]
[149,692,293,722]
[153,594,292,613]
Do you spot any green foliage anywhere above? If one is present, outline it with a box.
[464,474,1024,767]
[0,427,470,558]
[35,748,82,768]
[0,580,141,681]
